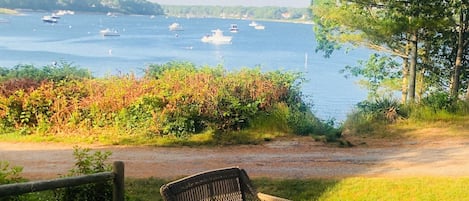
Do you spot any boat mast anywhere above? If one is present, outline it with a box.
[304,52,308,70]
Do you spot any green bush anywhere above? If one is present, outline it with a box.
[0,161,23,184]
[145,61,197,79]
[420,92,457,113]
[343,98,402,135]
[0,62,91,82]
[355,98,402,122]
[401,93,469,121]
[0,161,24,201]
[54,147,113,201]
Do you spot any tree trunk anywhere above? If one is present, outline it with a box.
[401,57,409,103]
[401,38,410,103]
[466,83,469,101]
[408,32,418,102]
[450,6,464,98]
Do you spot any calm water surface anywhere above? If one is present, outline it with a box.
[0,11,369,121]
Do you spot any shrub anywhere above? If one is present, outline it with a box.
[0,161,23,184]
[54,147,113,201]
[0,78,41,97]
[355,98,402,122]
[420,92,457,112]
[0,62,91,82]
[343,98,402,135]
[0,161,24,201]
[145,61,196,79]
[402,92,469,121]
[0,62,337,143]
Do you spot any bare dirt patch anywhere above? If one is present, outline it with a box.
[1,136,469,180]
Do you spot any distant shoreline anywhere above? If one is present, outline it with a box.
[167,15,314,25]
[3,8,313,25]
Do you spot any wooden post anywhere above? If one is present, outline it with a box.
[113,161,125,201]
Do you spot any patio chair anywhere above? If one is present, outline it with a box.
[160,167,291,201]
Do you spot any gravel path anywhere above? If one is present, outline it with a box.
[1,137,469,180]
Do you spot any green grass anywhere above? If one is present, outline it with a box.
[0,128,287,146]
[125,177,167,201]
[122,177,469,201]
[343,114,469,140]
[9,176,469,200]
[318,177,469,201]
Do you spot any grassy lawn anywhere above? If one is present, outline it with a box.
[11,176,469,200]
[122,177,469,201]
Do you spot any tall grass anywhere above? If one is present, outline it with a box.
[343,94,469,138]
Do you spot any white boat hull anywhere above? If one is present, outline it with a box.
[201,29,232,44]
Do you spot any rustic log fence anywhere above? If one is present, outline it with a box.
[0,161,124,201]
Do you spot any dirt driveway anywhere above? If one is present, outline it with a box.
[1,136,469,180]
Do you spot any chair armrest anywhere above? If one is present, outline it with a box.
[257,192,292,201]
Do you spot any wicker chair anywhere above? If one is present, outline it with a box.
[160,167,291,201]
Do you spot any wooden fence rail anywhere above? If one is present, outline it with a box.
[0,161,124,201]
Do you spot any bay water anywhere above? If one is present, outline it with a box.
[0,11,370,122]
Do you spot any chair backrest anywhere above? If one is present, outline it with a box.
[160,167,260,201]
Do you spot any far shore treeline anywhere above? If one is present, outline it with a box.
[0,0,311,22]
[0,62,338,145]
[0,0,164,15]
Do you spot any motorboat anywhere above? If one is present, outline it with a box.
[100,28,120,36]
[42,16,58,23]
[55,10,75,16]
[169,22,183,31]
[106,12,117,17]
[229,24,239,33]
[248,21,257,27]
[51,14,60,19]
[254,24,265,30]
[201,29,232,44]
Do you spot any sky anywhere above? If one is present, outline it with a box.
[148,0,311,8]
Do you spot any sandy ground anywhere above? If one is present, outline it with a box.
[1,136,469,180]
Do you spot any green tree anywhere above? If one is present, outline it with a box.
[312,0,465,103]
[341,53,401,100]
[448,0,469,98]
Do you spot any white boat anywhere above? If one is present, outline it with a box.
[248,21,258,27]
[51,14,60,19]
[201,29,232,44]
[254,24,265,30]
[229,24,239,33]
[42,16,58,23]
[169,23,183,31]
[106,12,117,17]
[100,28,120,36]
[55,10,75,16]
